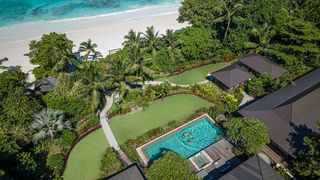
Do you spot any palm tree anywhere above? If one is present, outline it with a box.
[123,30,142,49]
[107,55,142,99]
[31,108,71,143]
[143,26,160,60]
[162,29,183,63]
[129,46,155,82]
[212,0,244,39]
[78,39,102,61]
[245,23,276,55]
[53,49,83,73]
[77,62,109,113]
[0,57,8,70]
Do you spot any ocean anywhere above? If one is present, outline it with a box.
[0,0,180,27]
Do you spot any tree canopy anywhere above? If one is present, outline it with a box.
[146,151,197,180]
[224,117,270,155]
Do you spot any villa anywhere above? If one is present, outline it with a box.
[209,54,286,90]
[239,68,320,160]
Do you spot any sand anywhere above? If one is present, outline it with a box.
[0,4,187,73]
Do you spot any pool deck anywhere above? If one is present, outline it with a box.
[136,114,216,166]
[191,138,242,179]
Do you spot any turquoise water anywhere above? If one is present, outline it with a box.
[0,0,179,27]
[144,117,222,160]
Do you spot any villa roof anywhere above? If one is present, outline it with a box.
[210,63,254,89]
[239,68,320,157]
[106,163,146,180]
[37,77,56,93]
[239,54,286,79]
[219,155,284,180]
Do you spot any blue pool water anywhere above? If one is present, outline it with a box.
[144,116,222,160]
[0,0,180,27]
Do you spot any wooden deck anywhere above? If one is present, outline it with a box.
[189,138,241,179]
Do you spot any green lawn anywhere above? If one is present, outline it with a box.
[63,94,212,180]
[160,62,230,85]
[63,129,109,180]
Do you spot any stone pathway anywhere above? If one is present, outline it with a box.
[142,79,209,87]
[238,91,254,107]
[99,93,119,150]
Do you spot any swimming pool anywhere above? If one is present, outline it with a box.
[143,115,222,160]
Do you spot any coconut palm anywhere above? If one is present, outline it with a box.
[123,29,142,49]
[77,62,109,113]
[245,23,276,55]
[212,0,244,39]
[53,48,83,73]
[129,46,155,82]
[31,108,71,143]
[107,55,142,99]
[143,26,160,60]
[162,29,183,63]
[78,39,102,61]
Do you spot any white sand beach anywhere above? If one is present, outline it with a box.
[0,4,187,73]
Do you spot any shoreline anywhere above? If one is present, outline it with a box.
[0,4,187,73]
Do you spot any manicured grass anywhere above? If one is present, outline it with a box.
[63,94,212,180]
[160,62,230,85]
[109,94,212,144]
[63,129,109,180]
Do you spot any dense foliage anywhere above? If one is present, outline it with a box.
[146,151,197,180]
[99,148,124,178]
[224,117,270,155]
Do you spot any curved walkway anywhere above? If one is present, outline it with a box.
[141,80,209,87]
[99,93,119,149]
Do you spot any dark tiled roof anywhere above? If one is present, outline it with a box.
[239,69,320,157]
[210,64,254,89]
[38,77,56,92]
[106,163,146,180]
[219,155,284,180]
[239,54,286,79]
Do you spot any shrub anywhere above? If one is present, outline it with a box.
[146,151,197,180]
[99,148,124,178]
[246,73,273,97]
[57,130,76,149]
[47,153,64,175]
[154,49,175,72]
[43,92,90,123]
[191,83,225,106]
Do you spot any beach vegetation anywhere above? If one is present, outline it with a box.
[223,117,270,155]
[78,38,102,61]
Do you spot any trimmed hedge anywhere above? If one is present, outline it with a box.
[99,148,124,178]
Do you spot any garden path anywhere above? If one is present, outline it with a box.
[141,79,209,87]
[238,91,254,107]
[100,93,119,150]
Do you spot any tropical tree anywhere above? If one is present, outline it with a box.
[142,26,160,60]
[123,30,142,49]
[31,108,71,143]
[245,23,276,55]
[224,117,270,155]
[212,0,244,38]
[78,39,102,61]
[129,46,155,82]
[161,29,183,63]
[77,62,109,113]
[107,54,141,99]
[53,48,83,73]
[146,151,197,180]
